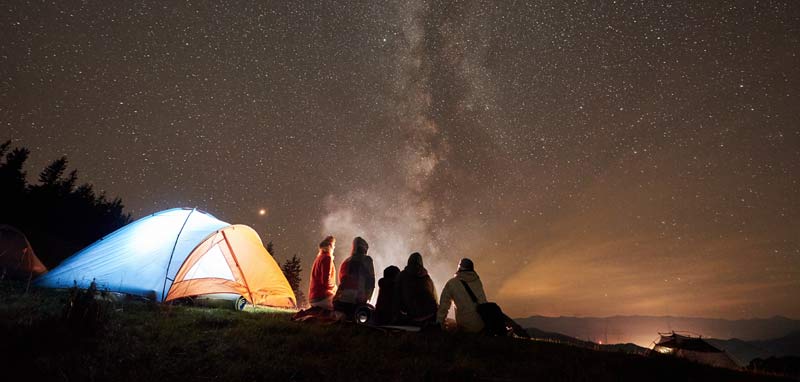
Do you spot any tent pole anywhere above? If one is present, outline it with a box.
[161,208,195,302]
[222,229,255,304]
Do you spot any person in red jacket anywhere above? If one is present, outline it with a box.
[308,236,337,310]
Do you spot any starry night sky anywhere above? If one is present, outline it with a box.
[4,1,799,319]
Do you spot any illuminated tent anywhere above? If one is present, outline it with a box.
[0,225,47,280]
[650,332,739,369]
[166,224,296,308]
[35,208,296,308]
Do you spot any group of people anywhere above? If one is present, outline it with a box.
[305,235,490,333]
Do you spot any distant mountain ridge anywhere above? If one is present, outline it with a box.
[708,331,800,366]
[525,324,800,367]
[525,327,650,356]
[515,315,800,348]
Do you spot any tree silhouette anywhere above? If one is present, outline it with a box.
[0,143,29,194]
[0,140,131,268]
[281,254,306,308]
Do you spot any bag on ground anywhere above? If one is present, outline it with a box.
[459,280,509,336]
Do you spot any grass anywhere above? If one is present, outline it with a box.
[0,281,791,382]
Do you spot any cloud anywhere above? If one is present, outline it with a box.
[496,224,800,319]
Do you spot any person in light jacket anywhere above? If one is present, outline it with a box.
[436,258,486,333]
[308,236,336,310]
[333,236,375,317]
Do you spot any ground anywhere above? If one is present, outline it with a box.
[0,282,791,381]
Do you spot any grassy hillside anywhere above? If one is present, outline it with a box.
[0,282,791,382]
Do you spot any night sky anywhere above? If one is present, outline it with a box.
[4,1,799,319]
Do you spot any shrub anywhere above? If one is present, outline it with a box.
[62,280,111,334]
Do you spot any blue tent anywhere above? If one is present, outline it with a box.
[35,208,230,301]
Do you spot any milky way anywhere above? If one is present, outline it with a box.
[3,1,799,318]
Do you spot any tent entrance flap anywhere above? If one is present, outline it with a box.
[222,229,254,303]
[183,244,235,281]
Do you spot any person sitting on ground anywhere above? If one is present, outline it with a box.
[372,265,400,325]
[308,235,337,310]
[395,252,438,326]
[332,236,375,319]
[436,258,486,333]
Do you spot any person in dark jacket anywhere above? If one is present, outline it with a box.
[395,252,438,326]
[333,237,375,318]
[372,265,400,325]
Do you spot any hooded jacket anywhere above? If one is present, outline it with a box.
[436,270,487,333]
[308,248,336,302]
[333,237,375,305]
[373,265,400,325]
[395,253,438,323]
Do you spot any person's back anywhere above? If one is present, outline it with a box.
[308,236,336,310]
[396,252,438,325]
[333,237,375,317]
[437,258,486,333]
[373,265,400,325]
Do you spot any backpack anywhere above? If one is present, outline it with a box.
[459,280,509,336]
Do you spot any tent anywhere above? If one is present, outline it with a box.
[650,332,739,369]
[0,225,47,280]
[166,224,296,308]
[35,208,296,308]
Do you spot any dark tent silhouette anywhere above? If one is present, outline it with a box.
[0,225,47,280]
[651,332,739,369]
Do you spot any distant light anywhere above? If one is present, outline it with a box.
[258,209,267,216]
